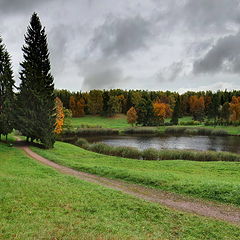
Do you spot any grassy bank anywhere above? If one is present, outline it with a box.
[77,140,240,162]
[68,115,240,135]
[31,141,240,206]
[2,143,240,239]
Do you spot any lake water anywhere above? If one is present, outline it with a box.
[86,135,240,154]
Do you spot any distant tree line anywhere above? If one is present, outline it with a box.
[55,89,240,126]
[0,13,59,148]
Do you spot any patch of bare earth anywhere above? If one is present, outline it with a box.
[17,141,240,226]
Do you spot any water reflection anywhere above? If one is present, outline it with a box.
[86,135,240,154]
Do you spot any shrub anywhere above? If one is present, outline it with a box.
[211,129,228,136]
[142,148,159,160]
[179,120,200,126]
[165,127,187,134]
[75,138,89,147]
[184,128,199,135]
[78,124,102,129]
[113,146,141,159]
[88,142,112,155]
[123,128,157,135]
[76,128,119,136]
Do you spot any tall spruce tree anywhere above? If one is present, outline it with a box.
[171,96,180,125]
[0,37,15,141]
[16,13,55,148]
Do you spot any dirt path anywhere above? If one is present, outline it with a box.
[16,141,240,226]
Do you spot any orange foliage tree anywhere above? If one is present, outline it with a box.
[229,96,240,121]
[189,96,205,121]
[153,101,172,124]
[69,96,85,117]
[54,97,64,134]
[127,107,138,126]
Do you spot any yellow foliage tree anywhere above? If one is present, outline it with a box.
[54,97,65,134]
[230,96,240,121]
[127,107,138,126]
[153,101,172,124]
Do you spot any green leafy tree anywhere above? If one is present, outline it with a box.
[0,37,15,140]
[107,95,121,117]
[88,90,103,115]
[16,13,55,148]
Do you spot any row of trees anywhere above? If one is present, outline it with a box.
[55,89,240,126]
[0,13,57,148]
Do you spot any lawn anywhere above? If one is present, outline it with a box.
[69,114,130,129]
[2,142,240,239]
[68,115,240,135]
[31,141,240,206]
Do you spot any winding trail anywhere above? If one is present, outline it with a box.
[16,140,240,226]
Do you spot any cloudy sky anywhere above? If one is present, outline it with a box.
[0,0,240,93]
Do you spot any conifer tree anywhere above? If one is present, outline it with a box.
[0,37,15,141]
[16,13,55,148]
[136,97,157,126]
[171,96,180,125]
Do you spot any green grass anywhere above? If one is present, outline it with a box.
[70,114,130,129]
[1,143,240,239]
[68,115,240,135]
[31,141,240,206]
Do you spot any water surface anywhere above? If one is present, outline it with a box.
[86,135,240,154]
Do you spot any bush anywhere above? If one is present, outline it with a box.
[142,148,159,160]
[60,128,119,138]
[164,127,229,136]
[179,120,201,126]
[75,138,89,147]
[78,124,102,129]
[165,127,187,134]
[197,128,213,135]
[76,128,119,136]
[211,129,228,136]
[184,128,199,135]
[113,146,141,159]
[88,142,113,155]
[123,128,157,135]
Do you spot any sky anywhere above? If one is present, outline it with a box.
[0,0,240,93]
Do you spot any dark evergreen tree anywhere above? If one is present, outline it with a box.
[16,13,55,148]
[136,97,158,126]
[102,90,110,116]
[207,94,220,121]
[171,96,180,125]
[0,37,15,141]
[221,102,231,123]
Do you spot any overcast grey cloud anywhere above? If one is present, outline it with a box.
[0,0,240,92]
[194,33,240,74]
[89,15,153,58]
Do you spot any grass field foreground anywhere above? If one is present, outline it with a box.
[2,143,240,239]
[31,141,240,206]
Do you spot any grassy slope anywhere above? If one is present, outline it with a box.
[1,144,240,239]
[69,115,240,135]
[32,141,240,206]
[70,114,130,129]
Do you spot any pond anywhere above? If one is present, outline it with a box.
[85,135,240,154]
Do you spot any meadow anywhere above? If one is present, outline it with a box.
[68,115,240,135]
[2,142,240,239]
[31,141,240,206]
